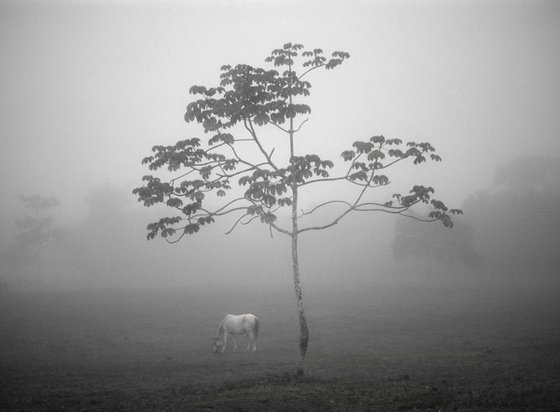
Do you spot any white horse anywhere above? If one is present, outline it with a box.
[213,314,259,353]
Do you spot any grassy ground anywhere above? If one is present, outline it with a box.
[1,278,559,410]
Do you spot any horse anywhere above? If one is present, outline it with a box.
[213,313,259,353]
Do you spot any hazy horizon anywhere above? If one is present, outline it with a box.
[1,0,559,291]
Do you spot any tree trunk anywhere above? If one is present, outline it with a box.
[291,229,309,375]
[291,166,308,375]
[288,86,308,375]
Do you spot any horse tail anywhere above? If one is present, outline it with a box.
[254,316,260,339]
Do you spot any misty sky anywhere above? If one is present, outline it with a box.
[1,0,559,236]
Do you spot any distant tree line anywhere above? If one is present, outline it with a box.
[2,155,558,291]
[393,155,560,278]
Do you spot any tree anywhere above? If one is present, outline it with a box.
[14,195,63,287]
[464,156,560,277]
[62,185,134,289]
[133,43,462,374]
[16,195,61,246]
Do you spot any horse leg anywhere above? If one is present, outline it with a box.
[221,332,228,352]
[247,332,256,352]
[232,336,238,352]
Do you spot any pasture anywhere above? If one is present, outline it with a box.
[1,277,559,410]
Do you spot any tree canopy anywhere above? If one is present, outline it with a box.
[133,43,461,243]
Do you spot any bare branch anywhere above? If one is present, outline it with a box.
[224,143,270,171]
[300,200,352,216]
[270,122,290,134]
[169,169,197,185]
[196,198,250,218]
[298,167,377,233]
[225,212,251,235]
[165,231,186,244]
[298,176,348,187]
[297,191,436,234]
[298,64,324,81]
[244,118,279,171]
[269,221,292,236]
[294,118,309,133]
[299,205,354,233]
[398,213,439,223]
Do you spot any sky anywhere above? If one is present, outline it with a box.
[1,0,559,287]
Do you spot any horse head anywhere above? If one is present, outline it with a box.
[213,337,222,353]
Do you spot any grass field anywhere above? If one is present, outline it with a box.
[1,277,559,410]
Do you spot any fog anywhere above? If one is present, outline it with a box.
[1,0,560,295]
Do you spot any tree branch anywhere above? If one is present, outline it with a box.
[270,122,290,134]
[298,64,324,81]
[225,212,252,234]
[244,118,279,171]
[294,118,309,133]
[298,166,378,233]
[165,232,187,244]
[269,221,292,236]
